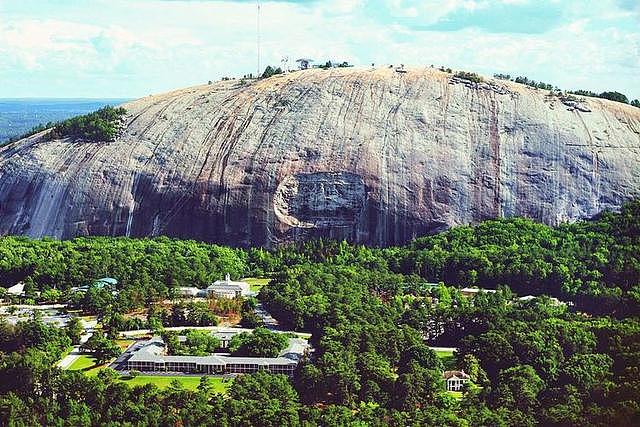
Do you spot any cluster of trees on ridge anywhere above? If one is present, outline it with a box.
[568,90,640,107]
[0,202,638,425]
[493,73,639,107]
[3,105,127,144]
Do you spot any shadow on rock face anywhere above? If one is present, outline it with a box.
[274,171,367,228]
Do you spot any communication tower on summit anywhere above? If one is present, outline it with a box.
[257,0,261,77]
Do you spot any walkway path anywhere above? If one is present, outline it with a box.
[57,346,81,369]
[255,302,279,330]
[57,318,96,370]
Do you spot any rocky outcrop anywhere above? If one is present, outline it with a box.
[1,67,639,247]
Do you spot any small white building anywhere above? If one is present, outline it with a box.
[177,287,205,298]
[443,370,471,391]
[459,287,497,298]
[518,295,566,306]
[6,282,25,296]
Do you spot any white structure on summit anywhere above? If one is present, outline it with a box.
[6,282,25,296]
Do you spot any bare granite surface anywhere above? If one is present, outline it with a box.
[1,67,639,247]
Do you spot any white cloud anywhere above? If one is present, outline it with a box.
[0,0,638,99]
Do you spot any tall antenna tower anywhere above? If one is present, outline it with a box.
[257,0,261,77]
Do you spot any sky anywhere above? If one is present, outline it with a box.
[0,0,639,99]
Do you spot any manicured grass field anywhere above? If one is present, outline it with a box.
[67,354,107,376]
[67,356,231,394]
[68,354,96,371]
[435,349,454,359]
[120,375,231,393]
[242,277,271,292]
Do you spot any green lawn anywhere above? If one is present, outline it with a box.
[242,277,271,292]
[67,354,107,376]
[120,375,231,393]
[447,391,463,400]
[435,349,454,359]
[435,350,456,370]
[67,356,231,394]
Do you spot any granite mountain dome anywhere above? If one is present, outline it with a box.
[1,67,639,247]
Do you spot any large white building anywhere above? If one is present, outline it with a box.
[126,334,309,376]
[205,274,251,298]
[176,274,252,299]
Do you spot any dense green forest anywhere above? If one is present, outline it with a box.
[0,201,639,425]
[2,201,637,315]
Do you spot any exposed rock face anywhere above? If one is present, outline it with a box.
[1,67,639,247]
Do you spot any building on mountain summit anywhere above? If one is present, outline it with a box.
[296,58,313,70]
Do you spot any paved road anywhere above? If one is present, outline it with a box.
[255,302,279,330]
[57,346,82,369]
[119,325,257,337]
[0,303,68,311]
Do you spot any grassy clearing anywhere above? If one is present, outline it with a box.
[120,375,231,393]
[67,354,107,376]
[293,332,312,339]
[447,391,463,400]
[67,354,96,371]
[63,348,230,395]
[66,357,230,394]
[435,349,454,359]
[242,277,271,292]
[435,350,456,370]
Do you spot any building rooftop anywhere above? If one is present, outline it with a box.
[207,283,243,292]
[96,277,118,286]
[443,370,470,380]
[127,335,304,367]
